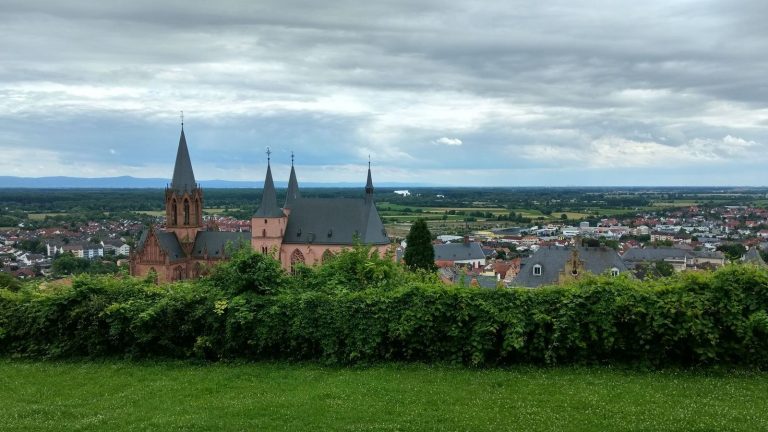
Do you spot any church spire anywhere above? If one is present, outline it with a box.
[365,156,374,197]
[170,122,196,193]
[284,151,301,209]
[254,148,284,217]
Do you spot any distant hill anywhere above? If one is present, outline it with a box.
[0,176,427,189]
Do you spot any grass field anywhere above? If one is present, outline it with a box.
[1,360,766,431]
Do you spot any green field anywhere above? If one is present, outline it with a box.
[1,360,766,431]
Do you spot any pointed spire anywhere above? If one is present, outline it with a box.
[170,124,196,193]
[365,156,374,197]
[254,148,284,218]
[284,151,301,209]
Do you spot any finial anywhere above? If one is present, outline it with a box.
[291,151,294,166]
[180,110,184,128]
[368,154,371,169]
[266,146,271,164]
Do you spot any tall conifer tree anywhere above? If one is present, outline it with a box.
[404,218,436,271]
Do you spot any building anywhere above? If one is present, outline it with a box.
[621,247,726,272]
[513,245,628,288]
[131,125,391,282]
[433,239,486,269]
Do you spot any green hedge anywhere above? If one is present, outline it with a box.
[1,265,767,367]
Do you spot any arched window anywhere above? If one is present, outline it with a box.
[173,265,184,281]
[261,246,268,254]
[171,200,178,226]
[610,267,620,277]
[183,199,190,225]
[533,264,542,276]
[290,249,305,274]
[321,249,334,264]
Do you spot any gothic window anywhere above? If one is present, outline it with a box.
[261,246,268,254]
[183,199,190,225]
[171,200,178,226]
[533,264,542,276]
[173,265,184,281]
[610,268,620,277]
[290,249,305,274]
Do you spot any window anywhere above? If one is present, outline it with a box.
[290,249,305,274]
[533,264,542,276]
[262,229,266,238]
[171,200,178,225]
[611,268,620,277]
[183,199,190,225]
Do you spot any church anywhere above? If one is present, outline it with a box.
[130,125,392,283]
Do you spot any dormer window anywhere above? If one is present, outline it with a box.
[533,264,542,276]
[611,268,620,277]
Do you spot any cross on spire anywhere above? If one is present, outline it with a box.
[266,146,271,164]
[291,151,294,166]
[368,154,371,169]
[180,110,184,128]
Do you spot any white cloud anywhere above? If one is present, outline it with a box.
[433,137,463,146]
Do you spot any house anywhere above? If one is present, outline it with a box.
[433,240,486,269]
[741,247,766,267]
[512,245,628,288]
[621,247,726,272]
[131,125,391,283]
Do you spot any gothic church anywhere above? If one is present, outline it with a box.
[130,126,391,282]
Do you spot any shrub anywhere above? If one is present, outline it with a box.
[0,264,767,367]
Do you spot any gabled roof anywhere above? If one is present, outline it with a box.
[621,247,690,261]
[254,164,285,218]
[433,242,486,261]
[137,229,186,262]
[284,164,301,209]
[170,128,197,193]
[282,198,389,245]
[514,245,628,288]
[191,231,251,259]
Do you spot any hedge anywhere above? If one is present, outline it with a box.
[1,265,767,367]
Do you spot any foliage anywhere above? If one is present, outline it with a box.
[717,243,748,261]
[0,272,21,292]
[403,218,436,272]
[1,265,768,368]
[51,252,118,277]
[205,246,286,295]
[654,260,675,277]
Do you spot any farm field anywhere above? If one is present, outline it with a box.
[1,360,766,432]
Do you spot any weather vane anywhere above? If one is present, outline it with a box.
[291,151,295,166]
[266,146,271,163]
[180,110,184,127]
[368,154,371,168]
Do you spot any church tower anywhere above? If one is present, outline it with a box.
[251,150,287,258]
[283,152,300,216]
[165,122,204,252]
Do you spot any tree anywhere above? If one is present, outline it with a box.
[561,213,568,220]
[0,272,21,291]
[717,243,747,261]
[404,218,436,271]
[654,260,675,277]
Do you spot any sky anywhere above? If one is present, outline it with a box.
[1,0,767,186]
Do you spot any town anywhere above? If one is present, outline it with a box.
[2,186,766,286]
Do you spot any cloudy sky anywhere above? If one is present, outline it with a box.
[1,0,767,186]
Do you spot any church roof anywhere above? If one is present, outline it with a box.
[282,198,389,245]
[742,246,766,267]
[254,163,285,218]
[136,229,186,262]
[191,231,251,258]
[284,164,301,209]
[513,245,628,288]
[170,128,197,193]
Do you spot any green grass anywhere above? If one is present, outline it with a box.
[1,360,767,431]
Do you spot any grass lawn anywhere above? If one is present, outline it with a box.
[1,360,767,431]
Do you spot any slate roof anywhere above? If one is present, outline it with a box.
[284,165,301,209]
[433,242,486,261]
[622,247,689,261]
[254,164,285,218]
[514,245,628,288]
[191,231,251,259]
[282,198,389,245]
[137,229,186,262]
[742,247,766,267]
[170,128,197,193]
